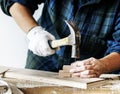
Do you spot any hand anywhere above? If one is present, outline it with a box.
[27,26,56,56]
[70,57,107,78]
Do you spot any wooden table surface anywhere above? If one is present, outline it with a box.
[20,86,120,94]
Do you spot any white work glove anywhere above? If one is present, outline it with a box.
[27,26,56,57]
[70,57,107,78]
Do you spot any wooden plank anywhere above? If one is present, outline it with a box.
[0,66,105,89]
[100,74,120,80]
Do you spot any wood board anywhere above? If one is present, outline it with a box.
[0,66,105,89]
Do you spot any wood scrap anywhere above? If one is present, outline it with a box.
[62,65,73,72]
[59,70,72,78]
[59,65,73,78]
[59,65,78,78]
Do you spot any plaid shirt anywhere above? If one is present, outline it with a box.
[1,0,120,72]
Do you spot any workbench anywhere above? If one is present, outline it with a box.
[0,66,120,94]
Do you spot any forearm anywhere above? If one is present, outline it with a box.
[9,3,38,33]
[100,52,120,73]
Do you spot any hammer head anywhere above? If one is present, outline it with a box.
[48,20,81,58]
[65,20,81,58]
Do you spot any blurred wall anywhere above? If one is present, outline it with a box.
[0,4,43,68]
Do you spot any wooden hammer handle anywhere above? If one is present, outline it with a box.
[48,37,69,49]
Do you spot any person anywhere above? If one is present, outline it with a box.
[1,0,120,78]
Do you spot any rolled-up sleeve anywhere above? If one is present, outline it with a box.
[0,0,43,16]
[105,12,120,55]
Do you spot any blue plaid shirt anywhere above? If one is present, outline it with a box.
[1,0,120,72]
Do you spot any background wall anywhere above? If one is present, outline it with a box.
[0,4,43,68]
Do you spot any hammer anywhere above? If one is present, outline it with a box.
[49,20,81,58]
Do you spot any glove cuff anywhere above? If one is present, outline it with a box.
[27,26,44,40]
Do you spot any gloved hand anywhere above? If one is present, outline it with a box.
[27,26,56,56]
[70,57,107,78]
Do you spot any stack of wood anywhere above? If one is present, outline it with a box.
[59,65,74,78]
